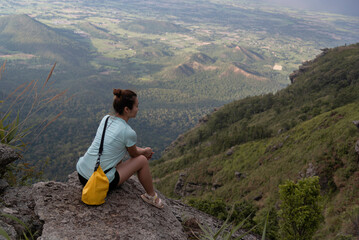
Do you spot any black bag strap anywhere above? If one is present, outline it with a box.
[94,116,110,172]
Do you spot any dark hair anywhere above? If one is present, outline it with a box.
[113,89,137,115]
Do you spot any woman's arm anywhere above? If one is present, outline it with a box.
[127,145,154,160]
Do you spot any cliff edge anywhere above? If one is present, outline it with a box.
[0,144,258,240]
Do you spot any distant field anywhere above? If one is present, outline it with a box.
[0,53,35,60]
[1,0,358,180]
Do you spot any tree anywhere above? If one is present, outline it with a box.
[278,176,323,240]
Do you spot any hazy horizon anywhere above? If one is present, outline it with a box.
[261,0,359,16]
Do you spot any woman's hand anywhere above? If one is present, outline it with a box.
[128,145,154,159]
[144,147,154,160]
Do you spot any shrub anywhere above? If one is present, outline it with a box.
[187,198,228,220]
[254,206,279,240]
[278,176,323,240]
[230,200,258,229]
[345,205,359,238]
[187,198,258,230]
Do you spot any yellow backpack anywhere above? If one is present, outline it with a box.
[81,116,110,205]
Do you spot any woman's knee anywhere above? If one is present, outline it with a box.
[135,155,148,167]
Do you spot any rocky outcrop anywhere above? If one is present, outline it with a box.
[289,48,329,84]
[0,144,259,239]
[174,173,186,197]
[1,185,43,239]
[265,142,284,153]
[305,163,318,177]
[1,175,260,239]
[163,134,185,154]
[235,171,246,181]
[298,163,318,179]
[0,144,42,239]
[355,140,359,156]
[32,172,187,240]
[1,171,189,240]
[226,147,234,156]
[0,179,9,192]
[0,143,184,239]
[0,172,260,240]
[289,61,311,84]
[198,115,209,124]
[0,144,18,175]
[353,121,359,157]
[353,120,359,129]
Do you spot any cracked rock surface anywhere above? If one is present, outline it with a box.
[33,172,187,240]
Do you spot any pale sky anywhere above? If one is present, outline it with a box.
[261,0,359,16]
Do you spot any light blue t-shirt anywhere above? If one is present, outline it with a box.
[76,115,137,183]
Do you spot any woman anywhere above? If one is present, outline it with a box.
[76,88,163,209]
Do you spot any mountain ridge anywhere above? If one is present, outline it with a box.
[151,43,359,239]
[0,14,91,66]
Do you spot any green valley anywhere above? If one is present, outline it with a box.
[0,0,358,186]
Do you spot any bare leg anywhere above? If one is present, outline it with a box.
[116,155,155,196]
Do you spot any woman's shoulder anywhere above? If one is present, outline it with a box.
[99,114,111,123]
[119,118,136,135]
[108,115,132,130]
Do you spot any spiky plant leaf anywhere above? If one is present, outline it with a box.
[0,227,11,240]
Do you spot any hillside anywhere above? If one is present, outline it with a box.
[77,22,117,41]
[159,45,284,102]
[119,20,190,34]
[1,0,359,184]
[0,14,91,66]
[151,43,359,239]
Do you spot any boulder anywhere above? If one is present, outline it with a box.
[0,220,17,240]
[298,163,318,179]
[289,70,299,84]
[226,147,234,156]
[211,182,223,190]
[184,182,202,194]
[174,173,186,197]
[198,115,209,124]
[253,193,263,201]
[33,172,187,240]
[306,163,317,177]
[235,172,245,181]
[0,179,9,192]
[0,144,19,170]
[1,186,43,239]
[355,140,359,155]
[353,120,359,129]
[0,171,260,240]
[265,142,284,153]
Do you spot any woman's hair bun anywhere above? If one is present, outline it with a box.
[113,88,122,97]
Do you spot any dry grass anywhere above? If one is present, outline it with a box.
[0,61,68,151]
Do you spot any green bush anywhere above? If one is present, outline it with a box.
[254,206,279,240]
[187,198,259,230]
[230,200,258,229]
[278,176,323,240]
[344,205,359,238]
[187,198,228,220]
